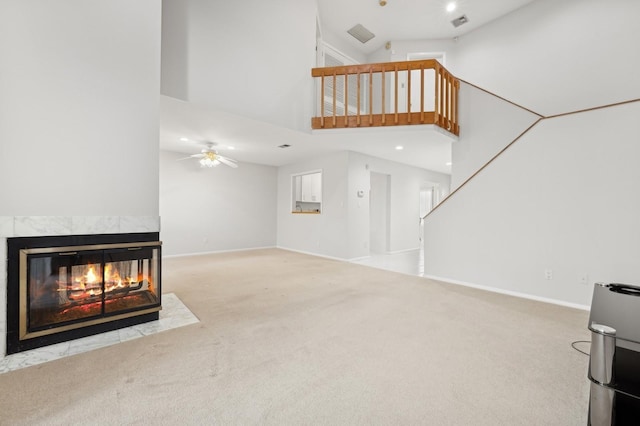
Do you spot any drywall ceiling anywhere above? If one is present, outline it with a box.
[159,0,537,174]
[318,0,536,55]
[160,96,454,173]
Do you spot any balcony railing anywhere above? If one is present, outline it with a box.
[311,59,459,136]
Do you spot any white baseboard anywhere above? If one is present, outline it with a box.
[276,246,347,262]
[348,255,371,262]
[162,246,277,259]
[386,247,421,255]
[423,274,591,311]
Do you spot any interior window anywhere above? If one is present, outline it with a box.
[292,171,322,214]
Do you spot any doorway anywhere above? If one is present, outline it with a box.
[369,172,390,254]
[395,52,445,114]
[419,183,440,242]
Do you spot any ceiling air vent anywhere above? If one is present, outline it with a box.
[347,24,375,44]
[451,15,469,28]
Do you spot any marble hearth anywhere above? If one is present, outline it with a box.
[0,216,161,362]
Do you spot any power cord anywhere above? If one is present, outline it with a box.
[571,340,591,356]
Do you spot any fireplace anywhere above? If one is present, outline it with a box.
[6,233,161,354]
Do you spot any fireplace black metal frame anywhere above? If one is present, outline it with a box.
[6,232,161,355]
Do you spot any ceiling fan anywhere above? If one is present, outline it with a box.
[179,141,238,168]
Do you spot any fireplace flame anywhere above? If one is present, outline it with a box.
[85,265,99,284]
[66,262,152,301]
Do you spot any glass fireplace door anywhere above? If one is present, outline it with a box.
[20,241,161,341]
[103,246,159,314]
[28,250,104,330]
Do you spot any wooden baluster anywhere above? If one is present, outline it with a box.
[447,74,452,130]
[344,73,348,127]
[320,75,325,128]
[433,64,440,124]
[438,68,445,127]
[440,70,447,128]
[357,72,361,126]
[420,65,424,123]
[332,72,337,127]
[453,79,459,134]
[407,68,411,123]
[444,72,448,129]
[312,59,458,131]
[382,71,386,125]
[394,65,398,124]
[369,69,373,125]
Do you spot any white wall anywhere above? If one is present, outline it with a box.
[451,82,541,189]
[0,0,161,216]
[0,0,161,360]
[161,0,188,101]
[277,150,450,260]
[424,101,640,307]
[419,0,640,308]
[368,39,456,64]
[160,151,277,256]
[320,28,368,65]
[447,0,640,116]
[161,0,318,133]
[277,151,350,258]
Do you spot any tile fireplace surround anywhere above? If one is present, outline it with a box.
[0,216,161,362]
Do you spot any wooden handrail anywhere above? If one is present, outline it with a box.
[312,59,460,135]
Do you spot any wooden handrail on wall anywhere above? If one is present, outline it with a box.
[311,59,460,135]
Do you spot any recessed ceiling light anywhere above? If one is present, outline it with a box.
[446,2,456,13]
[179,137,189,142]
[395,145,404,150]
[446,161,452,166]
[227,146,235,150]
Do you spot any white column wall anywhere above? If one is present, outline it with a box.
[0,0,161,358]
[0,0,161,216]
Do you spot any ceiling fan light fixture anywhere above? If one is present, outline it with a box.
[177,140,239,169]
[199,157,220,168]
[199,151,220,167]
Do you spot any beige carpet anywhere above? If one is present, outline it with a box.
[0,248,590,425]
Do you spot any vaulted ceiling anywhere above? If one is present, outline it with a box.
[318,0,535,55]
[159,0,538,173]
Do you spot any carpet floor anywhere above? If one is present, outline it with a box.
[0,248,590,425]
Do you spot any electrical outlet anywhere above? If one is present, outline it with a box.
[545,269,553,280]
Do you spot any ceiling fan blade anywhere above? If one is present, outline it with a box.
[177,153,205,161]
[217,156,238,168]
